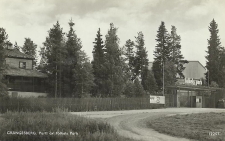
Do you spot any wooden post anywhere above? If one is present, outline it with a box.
[188,90,190,107]
[190,91,192,108]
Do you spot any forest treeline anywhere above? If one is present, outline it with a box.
[0,19,224,98]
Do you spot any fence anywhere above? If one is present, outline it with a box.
[0,97,163,113]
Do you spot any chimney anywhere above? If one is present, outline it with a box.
[6,41,13,49]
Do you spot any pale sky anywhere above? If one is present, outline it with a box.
[0,0,224,66]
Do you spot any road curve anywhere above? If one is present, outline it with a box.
[71,108,225,141]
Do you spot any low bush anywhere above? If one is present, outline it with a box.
[0,111,135,141]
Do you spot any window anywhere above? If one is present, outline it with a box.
[19,62,26,69]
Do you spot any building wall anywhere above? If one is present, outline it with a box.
[183,61,206,79]
[6,58,33,70]
[149,61,206,80]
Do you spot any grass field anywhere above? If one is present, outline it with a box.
[148,112,225,141]
[0,110,136,141]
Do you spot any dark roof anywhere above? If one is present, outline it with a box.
[5,67,48,78]
[5,49,34,59]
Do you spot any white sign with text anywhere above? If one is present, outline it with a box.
[185,78,202,85]
[150,95,165,104]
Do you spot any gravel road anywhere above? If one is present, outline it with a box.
[71,108,225,141]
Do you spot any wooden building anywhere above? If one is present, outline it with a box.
[4,48,48,97]
[148,61,225,108]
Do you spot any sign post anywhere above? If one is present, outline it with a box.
[150,95,165,104]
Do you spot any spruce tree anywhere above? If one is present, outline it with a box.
[77,51,95,97]
[103,23,125,97]
[64,19,83,97]
[42,21,64,97]
[123,39,135,80]
[168,26,188,78]
[0,28,8,97]
[133,32,149,80]
[205,19,223,87]
[91,28,105,96]
[152,21,170,90]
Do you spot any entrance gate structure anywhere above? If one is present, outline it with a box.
[165,85,224,108]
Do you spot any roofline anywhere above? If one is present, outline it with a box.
[149,60,206,70]
[5,49,35,60]
[186,60,206,70]
[6,56,34,60]
[5,74,47,78]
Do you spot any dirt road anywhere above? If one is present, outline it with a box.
[71,108,225,141]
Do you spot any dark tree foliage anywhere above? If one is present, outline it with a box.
[91,28,105,96]
[164,61,177,86]
[0,28,8,97]
[123,39,135,80]
[41,21,64,97]
[123,80,135,97]
[75,51,95,97]
[133,32,149,81]
[133,78,146,97]
[102,23,125,97]
[168,26,188,78]
[220,49,225,87]
[141,67,157,94]
[22,38,37,67]
[63,19,83,97]
[37,47,47,73]
[205,19,224,87]
[152,21,170,90]
[123,78,146,97]
[39,20,94,97]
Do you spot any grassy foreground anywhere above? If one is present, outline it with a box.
[0,111,135,141]
[148,112,225,141]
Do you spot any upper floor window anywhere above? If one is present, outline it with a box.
[19,62,26,69]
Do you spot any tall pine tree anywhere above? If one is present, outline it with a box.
[64,19,83,97]
[133,32,149,80]
[205,19,223,87]
[152,21,170,91]
[123,39,135,80]
[42,21,64,97]
[91,28,105,96]
[103,23,125,97]
[168,26,188,79]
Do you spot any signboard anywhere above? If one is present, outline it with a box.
[150,95,165,104]
[185,78,202,86]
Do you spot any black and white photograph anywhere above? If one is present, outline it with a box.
[0,0,225,140]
